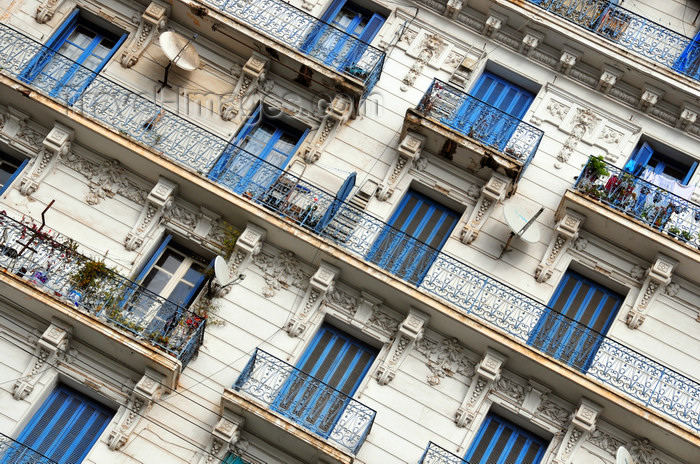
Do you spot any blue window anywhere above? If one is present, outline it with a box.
[468,72,534,119]
[465,413,546,464]
[0,151,28,195]
[367,189,458,284]
[3,384,113,464]
[273,324,377,438]
[528,270,622,371]
[302,0,385,74]
[624,142,697,186]
[209,107,308,196]
[20,10,126,104]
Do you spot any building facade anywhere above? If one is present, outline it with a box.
[0,0,698,463]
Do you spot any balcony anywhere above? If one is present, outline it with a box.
[0,24,697,435]
[0,433,58,464]
[194,0,385,100]
[420,442,469,464]
[0,212,205,368]
[525,0,700,82]
[405,79,543,181]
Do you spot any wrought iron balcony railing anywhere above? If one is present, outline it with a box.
[417,79,543,169]
[0,433,59,464]
[420,442,470,464]
[233,349,376,454]
[0,212,206,367]
[0,24,697,432]
[202,0,385,96]
[574,157,700,248]
[526,0,700,82]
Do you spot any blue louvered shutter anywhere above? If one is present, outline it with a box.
[465,414,546,464]
[13,385,113,464]
[470,72,534,119]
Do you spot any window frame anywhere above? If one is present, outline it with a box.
[320,0,385,44]
[0,150,29,195]
[624,141,698,186]
[465,413,547,464]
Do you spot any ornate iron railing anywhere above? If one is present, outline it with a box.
[0,433,59,464]
[417,79,543,170]
[202,0,385,96]
[419,442,470,464]
[0,212,206,367]
[0,23,697,432]
[233,349,376,454]
[526,0,700,81]
[574,157,700,248]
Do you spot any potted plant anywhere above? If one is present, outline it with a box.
[582,156,610,182]
[68,257,111,307]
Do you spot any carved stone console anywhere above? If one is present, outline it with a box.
[13,320,72,400]
[228,223,267,277]
[284,262,340,337]
[108,369,166,450]
[626,254,677,329]
[376,308,429,385]
[460,173,510,244]
[377,132,424,201]
[455,348,507,427]
[120,2,168,68]
[536,209,585,282]
[198,408,245,464]
[35,0,67,23]
[19,123,73,196]
[302,95,352,163]
[221,53,270,122]
[125,177,177,251]
[552,399,602,464]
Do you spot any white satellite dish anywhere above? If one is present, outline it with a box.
[214,255,233,287]
[616,447,636,464]
[499,200,544,258]
[158,31,200,91]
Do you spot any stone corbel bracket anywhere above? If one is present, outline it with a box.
[198,408,245,464]
[36,0,67,23]
[125,177,178,251]
[377,132,424,201]
[444,0,463,19]
[677,103,699,132]
[638,84,663,114]
[552,399,602,464]
[455,348,507,427]
[284,262,340,337]
[120,2,168,68]
[460,173,510,244]
[520,29,544,57]
[13,320,72,400]
[626,254,677,329]
[557,46,582,75]
[483,12,507,38]
[596,65,623,95]
[303,95,352,163]
[376,308,429,385]
[228,223,267,277]
[19,123,73,196]
[221,53,269,122]
[108,369,166,450]
[536,210,585,283]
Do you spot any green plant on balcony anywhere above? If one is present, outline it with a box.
[667,226,681,238]
[220,224,241,260]
[69,258,112,297]
[679,230,693,242]
[582,155,610,181]
[147,331,171,347]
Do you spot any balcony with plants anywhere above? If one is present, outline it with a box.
[0,23,697,436]
[0,212,206,369]
[223,349,375,460]
[406,79,543,181]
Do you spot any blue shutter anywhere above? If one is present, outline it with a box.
[470,72,534,119]
[135,234,172,283]
[13,385,113,464]
[628,142,654,175]
[315,172,356,232]
[681,161,697,185]
[320,0,347,23]
[209,106,263,180]
[0,158,28,195]
[358,13,385,43]
[465,414,546,464]
[20,9,80,83]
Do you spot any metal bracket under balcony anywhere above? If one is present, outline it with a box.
[0,212,205,385]
[174,0,385,110]
[559,157,700,278]
[225,349,375,463]
[403,79,543,184]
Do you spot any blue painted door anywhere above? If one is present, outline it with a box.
[465,414,546,464]
[451,72,534,150]
[20,10,126,105]
[273,324,377,438]
[528,271,622,371]
[209,108,307,196]
[1,384,113,464]
[367,190,458,285]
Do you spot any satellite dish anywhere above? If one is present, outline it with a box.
[616,447,635,464]
[214,255,232,286]
[503,201,543,243]
[157,31,199,92]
